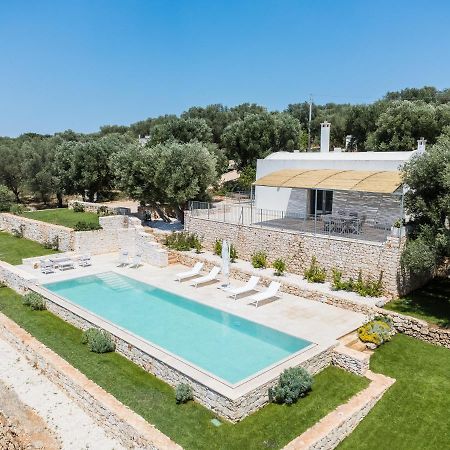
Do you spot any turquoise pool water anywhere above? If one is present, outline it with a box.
[44,272,312,384]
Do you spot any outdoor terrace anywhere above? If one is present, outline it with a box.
[189,202,395,243]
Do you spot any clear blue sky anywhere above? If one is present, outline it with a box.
[1,0,449,136]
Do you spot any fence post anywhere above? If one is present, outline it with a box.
[207,203,210,219]
[241,206,244,225]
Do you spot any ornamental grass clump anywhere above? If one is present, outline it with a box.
[332,269,384,297]
[358,317,394,347]
[273,258,286,276]
[81,328,116,353]
[269,367,313,405]
[175,383,193,404]
[165,232,202,252]
[303,256,326,283]
[22,292,46,310]
[251,251,268,269]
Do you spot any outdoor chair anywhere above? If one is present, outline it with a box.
[130,253,142,268]
[40,259,54,274]
[175,262,203,281]
[247,281,281,307]
[117,250,129,267]
[225,276,260,300]
[78,254,92,267]
[191,266,221,288]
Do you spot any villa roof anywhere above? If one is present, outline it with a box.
[253,168,403,194]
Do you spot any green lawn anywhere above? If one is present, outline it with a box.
[0,231,59,265]
[21,208,100,229]
[384,277,450,328]
[0,286,368,450]
[339,334,450,450]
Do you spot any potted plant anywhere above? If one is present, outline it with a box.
[391,218,405,238]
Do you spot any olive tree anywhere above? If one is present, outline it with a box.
[112,141,217,222]
[401,131,450,274]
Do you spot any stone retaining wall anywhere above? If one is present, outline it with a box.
[0,213,73,251]
[0,313,181,450]
[283,370,395,450]
[36,289,333,422]
[185,213,428,296]
[331,345,370,376]
[68,200,131,215]
[0,261,37,294]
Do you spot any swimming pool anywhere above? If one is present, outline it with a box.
[43,272,313,384]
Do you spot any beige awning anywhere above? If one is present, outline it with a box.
[254,169,403,194]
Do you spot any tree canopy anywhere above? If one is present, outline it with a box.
[401,132,450,274]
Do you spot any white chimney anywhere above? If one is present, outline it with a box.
[320,121,331,153]
[417,137,426,154]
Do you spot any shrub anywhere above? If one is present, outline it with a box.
[332,269,384,297]
[165,232,202,252]
[214,240,238,262]
[81,328,115,353]
[22,292,46,310]
[304,256,326,283]
[97,205,112,216]
[11,224,25,238]
[251,251,268,269]
[175,383,193,404]
[401,237,437,275]
[0,185,14,212]
[72,202,85,213]
[9,204,26,215]
[214,239,222,256]
[43,236,59,250]
[229,244,238,262]
[273,258,286,276]
[269,367,313,405]
[358,319,393,346]
[73,221,102,231]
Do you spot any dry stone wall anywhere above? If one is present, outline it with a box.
[0,213,73,251]
[68,200,131,215]
[185,213,418,297]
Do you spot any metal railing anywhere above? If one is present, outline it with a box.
[188,201,393,242]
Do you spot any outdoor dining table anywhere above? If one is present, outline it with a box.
[322,214,360,234]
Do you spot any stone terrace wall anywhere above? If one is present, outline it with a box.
[185,213,417,297]
[0,261,38,294]
[0,213,73,251]
[68,200,131,215]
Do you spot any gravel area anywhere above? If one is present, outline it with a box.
[0,337,125,450]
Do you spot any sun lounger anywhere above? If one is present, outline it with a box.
[175,262,204,281]
[226,276,260,300]
[192,266,221,288]
[40,259,54,274]
[130,253,142,268]
[247,281,281,307]
[78,254,92,267]
[117,250,129,267]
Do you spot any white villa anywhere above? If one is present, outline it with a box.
[253,123,426,241]
[186,123,428,297]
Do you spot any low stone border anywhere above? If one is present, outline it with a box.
[0,313,181,450]
[331,345,370,376]
[173,251,450,349]
[68,200,131,215]
[283,370,395,450]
